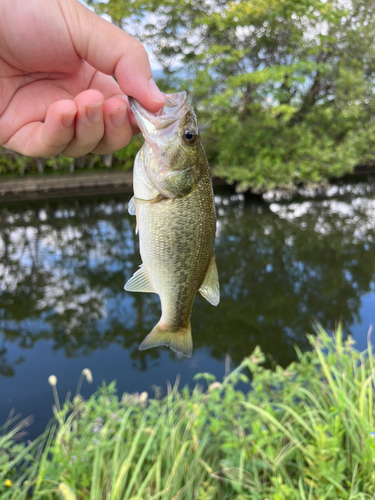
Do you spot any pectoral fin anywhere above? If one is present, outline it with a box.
[129,195,164,234]
[124,264,156,293]
[199,253,220,306]
[128,197,139,234]
[128,196,136,216]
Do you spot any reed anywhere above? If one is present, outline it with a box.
[1,326,374,499]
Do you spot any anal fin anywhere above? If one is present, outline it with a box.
[199,253,220,306]
[124,264,156,293]
[139,321,192,357]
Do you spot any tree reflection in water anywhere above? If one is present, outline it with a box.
[0,185,374,378]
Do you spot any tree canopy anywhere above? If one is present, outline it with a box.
[89,0,375,191]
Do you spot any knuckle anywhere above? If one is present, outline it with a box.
[63,138,102,158]
[61,148,83,159]
[130,38,146,54]
[119,38,148,67]
[93,136,130,155]
[41,136,69,157]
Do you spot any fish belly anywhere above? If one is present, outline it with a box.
[138,174,215,329]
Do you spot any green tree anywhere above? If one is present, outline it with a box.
[90,0,375,191]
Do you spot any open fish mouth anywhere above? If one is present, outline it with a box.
[129,92,188,139]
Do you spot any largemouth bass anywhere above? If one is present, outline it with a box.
[125,92,219,357]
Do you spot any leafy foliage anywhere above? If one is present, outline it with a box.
[0,137,141,176]
[3,1,375,189]
[89,0,375,191]
[1,327,375,498]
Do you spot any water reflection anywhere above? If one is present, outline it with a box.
[0,185,374,380]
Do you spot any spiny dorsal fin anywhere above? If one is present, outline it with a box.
[124,264,156,293]
[199,253,220,306]
[139,321,192,357]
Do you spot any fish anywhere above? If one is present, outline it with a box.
[125,91,219,357]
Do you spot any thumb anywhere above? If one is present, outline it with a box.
[69,0,165,112]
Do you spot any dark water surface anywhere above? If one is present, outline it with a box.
[1,184,375,439]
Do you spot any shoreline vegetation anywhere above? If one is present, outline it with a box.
[0,144,139,179]
[1,327,375,499]
[0,154,375,204]
[4,0,375,194]
[1,169,374,206]
[1,146,375,201]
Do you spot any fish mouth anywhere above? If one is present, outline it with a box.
[129,92,188,138]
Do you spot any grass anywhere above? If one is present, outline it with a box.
[1,325,375,499]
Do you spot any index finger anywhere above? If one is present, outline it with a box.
[70,0,165,112]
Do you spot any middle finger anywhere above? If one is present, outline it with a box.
[62,89,104,157]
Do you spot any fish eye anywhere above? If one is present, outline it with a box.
[183,129,197,145]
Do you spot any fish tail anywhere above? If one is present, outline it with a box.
[139,321,192,358]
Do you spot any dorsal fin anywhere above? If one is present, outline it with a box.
[124,264,156,293]
[199,253,220,306]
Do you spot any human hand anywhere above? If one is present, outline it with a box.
[0,0,165,158]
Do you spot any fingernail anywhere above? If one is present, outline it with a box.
[110,105,127,128]
[62,109,77,128]
[148,78,165,103]
[87,101,103,123]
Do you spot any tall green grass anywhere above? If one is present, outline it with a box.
[1,326,374,499]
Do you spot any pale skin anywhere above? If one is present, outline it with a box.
[0,0,165,158]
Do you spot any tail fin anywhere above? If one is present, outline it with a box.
[139,321,192,358]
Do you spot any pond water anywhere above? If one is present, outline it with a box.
[1,183,375,439]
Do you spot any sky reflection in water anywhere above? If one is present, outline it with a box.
[0,184,374,438]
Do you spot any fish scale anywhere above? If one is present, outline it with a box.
[125,92,220,357]
[138,171,215,328]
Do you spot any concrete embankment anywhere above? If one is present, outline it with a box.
[1,166,374,203]
[0,171,134,202]
[0,170,230,203]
